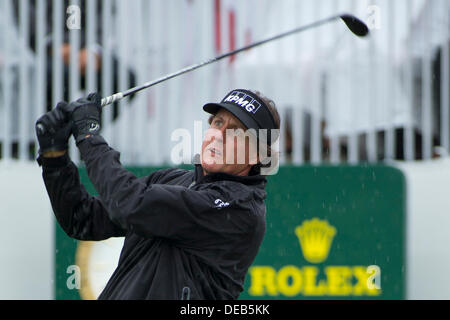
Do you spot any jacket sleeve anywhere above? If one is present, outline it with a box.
[77,136,261,247]
[41,153,127,241]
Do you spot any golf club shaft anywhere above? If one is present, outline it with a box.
[101,13,367,107]
[36,13,368,136]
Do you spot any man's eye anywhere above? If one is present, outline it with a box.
[213,120,222,126]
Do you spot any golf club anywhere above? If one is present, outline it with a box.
[101,13,369,107]
[36,13,369,135]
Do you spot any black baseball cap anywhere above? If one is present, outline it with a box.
[203,89,279,144]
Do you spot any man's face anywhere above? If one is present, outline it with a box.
[201,109,258,176]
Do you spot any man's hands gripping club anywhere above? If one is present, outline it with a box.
[35,102,72,157]
[35,93,103,158]
[62,93,102,143]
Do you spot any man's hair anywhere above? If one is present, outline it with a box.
[249,90,280,175]
[207,89,281,175]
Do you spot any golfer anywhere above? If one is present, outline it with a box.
[35,89,280,300]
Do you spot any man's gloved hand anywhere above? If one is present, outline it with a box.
[62,93,102,144]
[35,102,72,156]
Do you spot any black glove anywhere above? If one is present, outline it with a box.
[35,102,72,155]
[62,93,102,144]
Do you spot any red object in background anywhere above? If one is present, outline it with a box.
[245,29,252,47]
[214,0,221,54]
[228,9,236,64]
[214,0,237,64]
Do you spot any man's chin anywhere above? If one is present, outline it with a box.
[201,161,223,174]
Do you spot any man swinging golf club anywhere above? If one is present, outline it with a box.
[35,89,280,299]
[34,11,368,300]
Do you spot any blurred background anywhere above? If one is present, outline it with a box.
[0,0,450,300]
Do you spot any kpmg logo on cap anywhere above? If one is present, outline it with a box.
[223,91,262,114]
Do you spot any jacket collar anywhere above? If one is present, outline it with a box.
[191,153,267,188]
[194,163,267,188]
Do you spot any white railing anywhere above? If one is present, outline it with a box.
[0,0,449,165]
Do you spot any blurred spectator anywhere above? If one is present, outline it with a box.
[12,0,136,117]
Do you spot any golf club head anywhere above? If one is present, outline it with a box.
[340,14,370,37]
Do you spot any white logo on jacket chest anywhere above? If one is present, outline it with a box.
[214,199,230,209]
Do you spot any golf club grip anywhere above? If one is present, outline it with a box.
[37,93,124,135]
[101,93,124,107]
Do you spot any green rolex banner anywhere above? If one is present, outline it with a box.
[55,165,406,300]
[240,165,405,299]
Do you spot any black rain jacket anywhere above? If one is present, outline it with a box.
[40,135,267,300]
